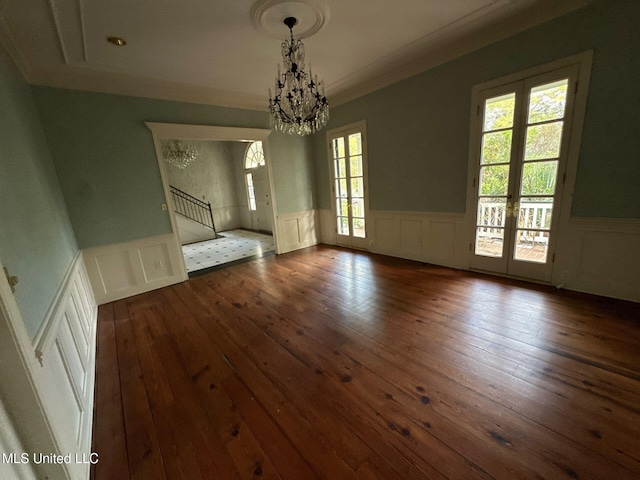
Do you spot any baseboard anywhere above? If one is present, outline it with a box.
[83,233,185,304]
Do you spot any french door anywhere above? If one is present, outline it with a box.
[328,122,369,249]
[470,65,579,282]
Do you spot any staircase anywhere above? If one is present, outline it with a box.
[170,185,217,244]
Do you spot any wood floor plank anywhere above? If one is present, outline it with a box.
[158,287,287,480]
[113,305,167,480]
[92,245,640,480]
[91,303,130,480]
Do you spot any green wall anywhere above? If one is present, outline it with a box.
[0,47,78,338]
[313,0,640,219]
[32,88,314,249]
[269,133,315,215]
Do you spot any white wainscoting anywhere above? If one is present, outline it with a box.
[83,233,185,305]
[553,218,640,303]
[317,209,468,269]
[30,252,98,480]
[317,209,640,303]
[370,210,468,268]
[276,210,319,254]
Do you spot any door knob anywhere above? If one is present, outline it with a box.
[3,267,18,293]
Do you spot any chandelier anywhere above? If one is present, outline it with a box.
[268,17,329,136]
[163,140,198,169]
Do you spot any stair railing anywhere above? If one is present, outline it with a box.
[169,185,216,233]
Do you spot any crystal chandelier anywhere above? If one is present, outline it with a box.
[268,17,329,136]
[163,140,198,169]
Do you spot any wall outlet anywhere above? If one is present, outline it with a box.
[161,203,167,211]
[154,260,163,269]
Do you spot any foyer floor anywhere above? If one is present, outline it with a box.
[182,229,275,274]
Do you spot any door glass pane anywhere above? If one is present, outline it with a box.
[514,229,549,263]
[518,199,553,230]
[337,199,349,216]
[333,138,345,158]
[351,177,364,197]
[480,165,510,196]
[477,198,507,227]
[336,179,347,197]
[482,130,512,164]
[476,227,504,258]
[349,133,362,155]
[528,79,568,124]
[484,93,516,131]
[520,160,558,195]
[335,158,346,178]
[352,217,365,238]
[350,155,363,176]
[351,198,365,217]
[338,217,349,235]
[524,122,563,160]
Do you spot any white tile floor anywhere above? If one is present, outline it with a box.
[182,229,275,273]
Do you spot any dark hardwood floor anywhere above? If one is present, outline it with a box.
[91,245,640,480]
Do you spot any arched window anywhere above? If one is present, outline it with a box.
[244,141,265,169]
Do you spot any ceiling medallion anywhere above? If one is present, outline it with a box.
[251,0,330,40]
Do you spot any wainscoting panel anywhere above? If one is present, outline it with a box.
[139,242,175,283]
[428,221,457,264]
[369,210,467,268]
[276,210,319,254]
[84,233,185,305]
[554,219,640,302]
[31,253,98,479]
[318,209,336,245]
[374,216,398,252]
[400,219,423,256]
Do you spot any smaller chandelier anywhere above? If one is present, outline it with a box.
[268,17,329,136]
[163,140,198,169]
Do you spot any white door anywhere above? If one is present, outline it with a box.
[328,122,369,250]
[244,141,273,234]
[470,65,579,282]
[251,166,272,233]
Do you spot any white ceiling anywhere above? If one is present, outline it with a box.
[0,0,589,110]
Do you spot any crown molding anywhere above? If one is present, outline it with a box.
[28,67,269,111]
[329,0,591,107]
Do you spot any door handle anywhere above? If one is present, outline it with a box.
[3,267,18,293]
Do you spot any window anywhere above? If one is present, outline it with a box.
[245,141,265,169]
[246,173,256,211]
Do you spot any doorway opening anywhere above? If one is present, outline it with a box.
[147,124,278,279]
